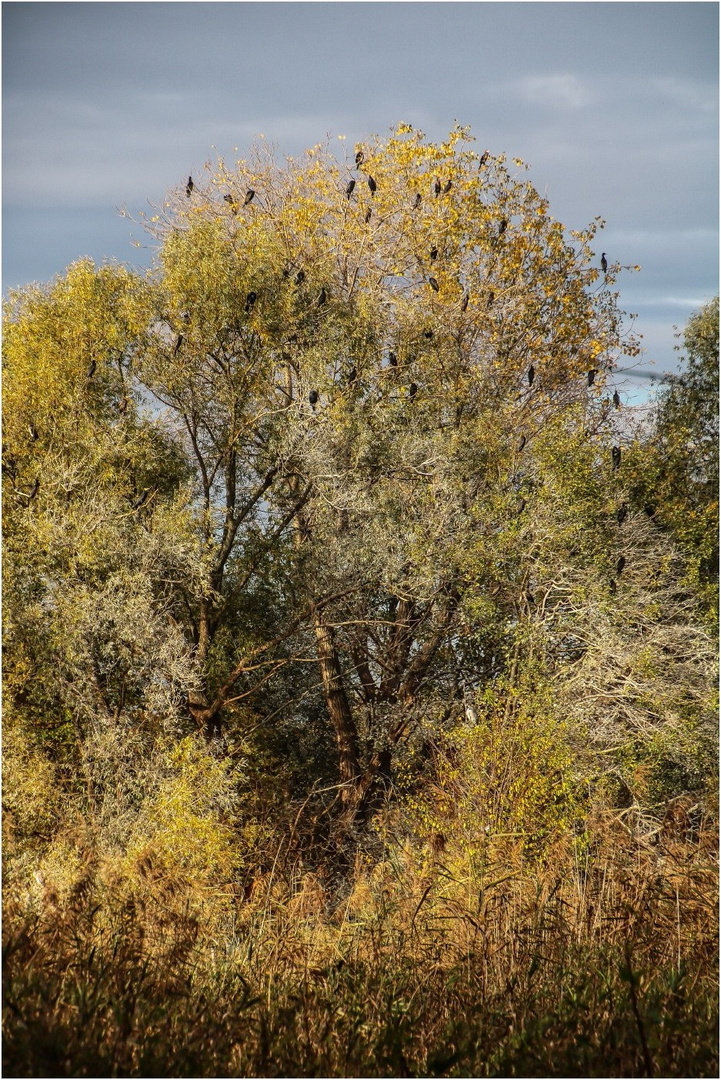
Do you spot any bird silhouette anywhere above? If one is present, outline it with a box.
[612,446,621,471]
[308,389,319,410]
[443,179,452,194]
[617,504,628,525]
[317,288,327,307]
[644,502,657,518]
[243,189,256,206]
[295,269,305,286]
[186,176,194,197]
[409,382,418,401]
[355,149,365,166]
[367,176,377,194]
[25,477,40,502]
[609,578,617,595]
[388,351,398,367]
[347,365,358,385]
[498,218,508,236]
[424,329,434,340]
[616,556,626,576]
[461,292,469,312]
[174,335,184,355]
[613,390,621,408]
[428,277,439,292]
[587,369,598,387]
[413,192,422,209]
[434,177,441,197]
[345,179,356,199]
[528,365,535,387]
[28,422,39,441]
[479,150,489,168]
[244,291,257,313]
[87,359,96,379]
[364,207,372,223]
[132,488,150,511]
[487,290,495,308]
[430,245,438,261]
[224,194,237,213]
[601,253,608,274]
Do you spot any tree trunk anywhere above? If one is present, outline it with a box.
[312,606,361,805]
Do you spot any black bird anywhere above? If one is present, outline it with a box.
[388,351,398,367]
[87,359,96,379]
[295,269,305,286]
[28,422,39,441]
[611,445,621,471]
[132,488,150,511]
[355,149,365,166]
[617,504,628,525]
[528,364,535,387]
[364,207,372,223]
[498,218,508,236]
[443,179,452,194]
[409,382,418,401]
[613,390,621,409]
[347,365,358,385]
[460,292,469,312]
[487,290,495,308]
[428,277,439,292]
[317,288,327,307]
[27,478,40,501]
[587,369,598,387]
[616,555,626,576]
[479,150,489,168]
[308,389,319,410]
[345,179,356,199]
[186,176,194,197]
[244,291,257,313]
[173,335,184,355]
[424,329,434,340]
[243,189,256,206]
[518,434,527,452]
[367,176,377,194]
[601,252,608,274]
[644,502,657,519]
[224,194,237,213]
[413,192,422,209]
[434,177,442,197]
[609,578,617,596]
[430,245,438,261]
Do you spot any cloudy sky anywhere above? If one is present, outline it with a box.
[3,1,718,390]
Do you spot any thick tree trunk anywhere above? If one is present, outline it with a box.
[312,607,361,805]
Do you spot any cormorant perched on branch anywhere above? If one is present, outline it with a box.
[613,390,621,408]
[186,176,194,197]
[364,207,372,223]
[409,382,418,401]
[345,179,356,199]
[609,578,617,595]
[388,351,398,367]
[367,176,377,194]
[461,292,469,312]
[434,177,441,197]
[487,290,495,308]
[244,291,257,313]
[132,488,150,511]
[424,329,434,340]
[443,179,452,194]
[295,269,305,286]
[243,189,256,206]
[28,422,39,441]
[347,365,358,385]
[616,555,626,576]
[87,359,96,379]
[527,364,535,387]
[617,504,628,525]
[308,389,319,410]
[498,218,508,236]
[317,288,327,307]
[174,335,184,355]
[413,192,422,209]
[428,277,439,292]
[601,252,608,274]
[611,445,621,471]
[355,149,365,166]
[28,477,39,501]
[430,245,438,261]
[587,369,598,387]
[479,150,489,168]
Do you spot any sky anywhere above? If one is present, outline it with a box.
[3,1,718,394]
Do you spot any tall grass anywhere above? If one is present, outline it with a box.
[3,812,717,1077]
